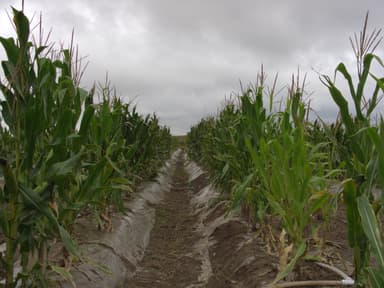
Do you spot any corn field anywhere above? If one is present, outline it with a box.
[187,15,384,288]
[0,9,171,287]
[2,6,384,288]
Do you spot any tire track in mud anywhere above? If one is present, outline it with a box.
[127,152,203,287]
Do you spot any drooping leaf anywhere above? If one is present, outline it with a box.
[321,75,354,135]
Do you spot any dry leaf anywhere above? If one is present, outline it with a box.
[279,243,293,272]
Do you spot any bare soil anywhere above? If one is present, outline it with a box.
[127,153,202,287]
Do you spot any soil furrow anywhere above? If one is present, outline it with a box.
[127,153,202,287]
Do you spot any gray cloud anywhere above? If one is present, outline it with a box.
[1,0,384,134]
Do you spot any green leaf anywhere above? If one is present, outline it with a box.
[19,185,80,258]
[335,62,365,121]
[18,184,57,225]
[357,195,384,267]
[321,75,354,135]
[367,127,384,156]
[49,265,76,288]
[78,159,106,201]
[368,268,384,288]
[0,207,10,237]
[58,225,79,257]
[0,37,18,64]
[309,190,330,215]
[47,151,83,179]
[343,179,359,247]
[355,54,375,119]
[12,8,30,46]
[367,75,383,116]
[79,105,95,137]
[106,155,125,176]
[231,173,254,210]
[0,158,18,198]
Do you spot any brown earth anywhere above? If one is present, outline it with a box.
[127,153,202,287]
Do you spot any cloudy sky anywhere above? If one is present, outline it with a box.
[0,0,383,134]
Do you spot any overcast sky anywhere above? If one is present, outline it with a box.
[0,1,384,134]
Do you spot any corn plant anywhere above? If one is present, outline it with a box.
[354,120,384,288]
[321,13,384,285]
[0,8,172,287]
[230,85,271,220]
[357,195,384,287]
[0,8,83,286]
[187,73,337,283]
[245,83,338,282]
[121,106,171,183]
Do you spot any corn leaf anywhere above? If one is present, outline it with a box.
[12,8,30,46]
[321,75,354,134]
[0,37,18,64]
[343,179,359,247]
[58,225,79,257]
[47,151,83,179]
[50,265,76,288]
[357,195,384,267]
[368,268,384,288]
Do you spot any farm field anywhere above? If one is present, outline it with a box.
[1,6,384,288]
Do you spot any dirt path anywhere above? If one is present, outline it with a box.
[127,152,202,287]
